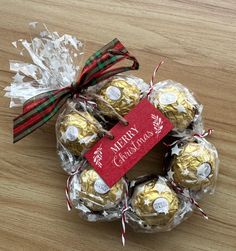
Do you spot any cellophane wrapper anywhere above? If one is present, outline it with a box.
[56,98,107,174]
[4,22,84,108]
[68,164,128,221]
[85,74,149,119]
[148,80,203,134]
[126,176,193,233]
[165,134,219,200]
[86,74,149,97]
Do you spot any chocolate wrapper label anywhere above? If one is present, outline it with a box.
[106,86,122,100]
[153,198,169,214]
[65,126,79,141]
[197,163,211,179]
[159,92,177,105]
[94,178,110,194]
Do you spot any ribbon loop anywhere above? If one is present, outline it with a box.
[13,38,139,143]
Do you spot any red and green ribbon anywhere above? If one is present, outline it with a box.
[13,38,139,143]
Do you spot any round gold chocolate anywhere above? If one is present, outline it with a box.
[79,168,125,211]
[97,79,140,117]
[171,142,216,190]
[151,85,196,130]
[59,111,99,156]
[131,178,179,226]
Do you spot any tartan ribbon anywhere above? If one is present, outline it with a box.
[13,38,139,143]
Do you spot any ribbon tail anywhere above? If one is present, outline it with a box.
[13,88,71,143]
[77,38,139,88]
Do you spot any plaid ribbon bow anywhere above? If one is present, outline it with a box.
[13,38,139,143]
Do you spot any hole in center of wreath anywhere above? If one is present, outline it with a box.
[126,137,167,180]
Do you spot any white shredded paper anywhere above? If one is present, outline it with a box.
[4,22,84,107]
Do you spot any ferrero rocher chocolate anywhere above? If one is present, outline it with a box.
[78,168,125,211]
[170,141,216,190]
[59,111,99,156]
[97,79,140,117]
[131,178,179,226]
[149,81,197,130]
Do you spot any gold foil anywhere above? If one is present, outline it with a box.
[171,142,216,190]
[97,79,140,117]
[131,179,179,226]
[59,111,99,156]
[151,86,196,130]
[79,168,125,211]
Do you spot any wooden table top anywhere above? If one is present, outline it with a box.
[0,1,235,250]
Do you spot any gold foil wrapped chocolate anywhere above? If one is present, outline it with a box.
[131,178,179,226]
[148,80,199,130]
[78,168,126,211]
[169,140,217,191]
[97,79,141,117]
[59,111,99,156]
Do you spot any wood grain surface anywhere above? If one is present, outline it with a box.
[0,1,236,250]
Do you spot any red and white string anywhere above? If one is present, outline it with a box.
[163,129,214,148]
[121,181,129,246]
[193,128,213,139]
[65,176,73,211]
[65,162,85,211]
[170,180,208,220]
[147,60,165,97]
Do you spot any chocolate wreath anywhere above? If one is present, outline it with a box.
[5,23,219,245]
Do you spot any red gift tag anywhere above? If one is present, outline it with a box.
[85,99,173,187]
